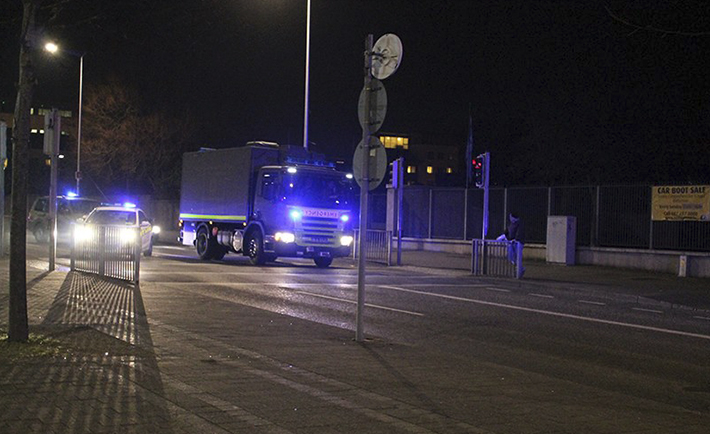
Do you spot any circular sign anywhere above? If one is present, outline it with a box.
[357,79,387,133]
[352,137,387,191]
[372,33,403,80]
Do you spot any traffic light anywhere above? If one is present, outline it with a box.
[389,157,404,188]
[474,152,489,189]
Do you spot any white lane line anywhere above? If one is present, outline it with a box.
[485,287,511,293]
[578,300,606,306]
[529,293,554,299]
[378,285,710,341]
[294,290,424,317]
[632,307,663,315]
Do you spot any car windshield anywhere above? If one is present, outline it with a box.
[281,171,354,209]
[86,210,137,225]
[69,199,101,215]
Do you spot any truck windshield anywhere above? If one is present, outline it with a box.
[282,172,353,209]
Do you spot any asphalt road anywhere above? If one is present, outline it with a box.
[21,240,710,432]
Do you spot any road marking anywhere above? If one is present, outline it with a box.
[578,300,606,306]
[694,316,710,321]
[295,290,424,317]
[155,245,186,251]
[485,287,511,293]
[529,293,554,299]
[632,307,663,314]
[378,285,710,341]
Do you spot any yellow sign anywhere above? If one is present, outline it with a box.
[652,185,710,221]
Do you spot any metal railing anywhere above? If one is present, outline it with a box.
[352,229,393,265]
[71,225,141,283]
[389,185,710,252]
[471,239,524,279]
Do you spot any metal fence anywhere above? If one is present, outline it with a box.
[353,229,393,265]
[71,225,141,283]
[471,240,524,279]
[384,185,710,252]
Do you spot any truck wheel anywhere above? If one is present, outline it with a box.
[196,227,215,260]
[314,257,333,268]
[247,231,266,265]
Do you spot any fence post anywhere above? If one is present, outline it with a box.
[471,239,478,274]
[98,227,106,278]
[515,241,524,279]
[463,188,468,240]
[428,188,433,239]
[593,186,600,247]
[134,228,141,284]
[70,233,76,271]
[503,188,508,229]
[387,230,392,266]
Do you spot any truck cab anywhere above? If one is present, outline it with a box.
[251,165,355,267]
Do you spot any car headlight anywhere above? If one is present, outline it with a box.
[74,225,93,243]
[120,228,137,244]
[275,232,295,243]
[340,235,354,246]
[152,225,161,235]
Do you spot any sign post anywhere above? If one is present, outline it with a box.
[44,109,61,271]
[353,33,402,342]
[0,122,6,256]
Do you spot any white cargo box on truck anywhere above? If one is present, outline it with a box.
[179,144,279,224]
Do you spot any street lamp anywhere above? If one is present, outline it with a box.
[303,0,311,152]
[44,42,84,196]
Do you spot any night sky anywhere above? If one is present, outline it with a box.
[1,0,708,186]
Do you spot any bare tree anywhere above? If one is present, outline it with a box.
[8,0,42,343]
[81,78,195,197]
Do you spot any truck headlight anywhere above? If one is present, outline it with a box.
[275,232,295,243]
[340,235,354,246]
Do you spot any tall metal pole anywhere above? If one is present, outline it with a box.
[76,53,84,195]
[46,109,60,271]
[481,152,490,240]
[0,122,6,256]
[302,0,311,151]
[356,34,373,343]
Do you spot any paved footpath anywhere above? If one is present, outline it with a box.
[1,253,709,433]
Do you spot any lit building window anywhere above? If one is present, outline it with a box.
[426,166,433,174]
[379,135,408,150]
[446,167,453,174]
[407,165,416,174]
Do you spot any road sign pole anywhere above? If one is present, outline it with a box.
[0,122,6,256]
[44,109,60,271]
[356,34,374,343]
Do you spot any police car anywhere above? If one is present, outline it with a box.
[76,204,160,256]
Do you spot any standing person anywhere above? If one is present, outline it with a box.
[505,212,525,274]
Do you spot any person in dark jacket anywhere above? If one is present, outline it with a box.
[505,212,525,273]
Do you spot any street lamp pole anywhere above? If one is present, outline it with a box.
[44,42,84,195]
[302,0,311,151]
[76,53,84,195]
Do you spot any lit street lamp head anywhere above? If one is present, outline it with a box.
[44,42,59,53]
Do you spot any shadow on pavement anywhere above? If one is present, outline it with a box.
[1,272,174,433]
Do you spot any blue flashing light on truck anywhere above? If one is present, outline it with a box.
[178,141,355,268]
